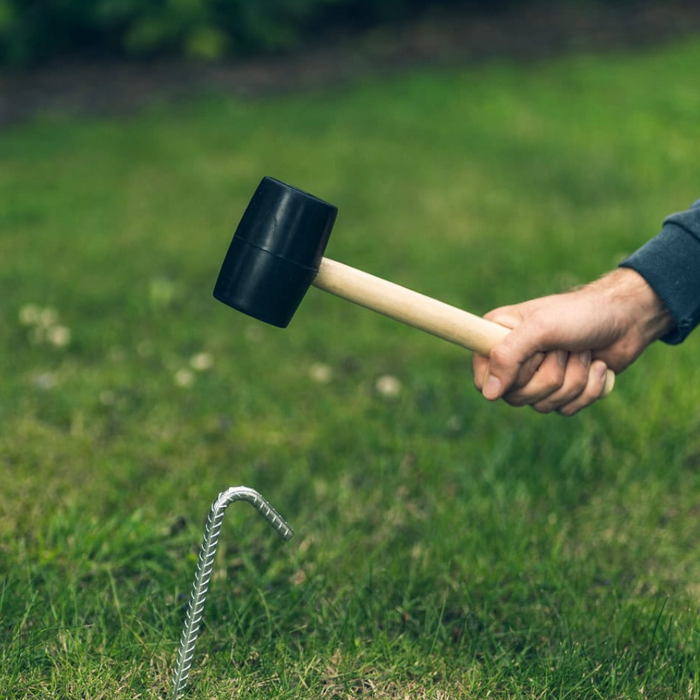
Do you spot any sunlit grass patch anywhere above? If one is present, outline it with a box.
[2,37,700,699]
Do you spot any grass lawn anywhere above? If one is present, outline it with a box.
[2,37,700,699]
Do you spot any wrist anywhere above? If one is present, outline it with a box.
[598,268,675,346]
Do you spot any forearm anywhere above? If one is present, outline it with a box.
[473,198,699,415]
[619,198,700,344]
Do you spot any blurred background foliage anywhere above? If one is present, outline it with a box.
[0,0,636,66]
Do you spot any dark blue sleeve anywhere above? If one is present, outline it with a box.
[619,198,700,344]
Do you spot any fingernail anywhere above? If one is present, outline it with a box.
[579,351,591,366]
[483,374,502,400]
[557,350,568,367]
[595,362,607,380]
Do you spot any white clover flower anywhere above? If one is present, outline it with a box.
[21,305,72,350]
[190,352,214,371]
[19,304,42,326]
[375,374,402,398]
[38,308,58,328]
[309,363,333,384]
[174,368,195,387]
[47,325,71,348]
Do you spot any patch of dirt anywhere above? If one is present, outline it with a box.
[1,1,700,125]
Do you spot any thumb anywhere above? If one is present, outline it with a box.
[481,314,551,400]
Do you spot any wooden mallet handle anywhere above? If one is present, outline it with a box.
[314,258,615,397]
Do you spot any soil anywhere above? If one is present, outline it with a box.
[1,1,700,126]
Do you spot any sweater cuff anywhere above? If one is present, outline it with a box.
[619,223,700,345]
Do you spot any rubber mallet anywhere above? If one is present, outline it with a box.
[214,177,615,395]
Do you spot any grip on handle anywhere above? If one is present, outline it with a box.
[313,258,615,397]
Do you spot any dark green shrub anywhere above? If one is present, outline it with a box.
[0,0,624,66]
[0,0,356,64]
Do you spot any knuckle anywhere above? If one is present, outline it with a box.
[489,344,514,368]
[553,364,591,405]
[560,386,600,416]
[543,372,565,394]
[557,380,587,405]
[570,376,589,397]
[535,364,565,394]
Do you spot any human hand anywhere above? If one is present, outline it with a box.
[472,268,674,415]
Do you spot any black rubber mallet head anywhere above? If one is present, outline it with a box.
[213,176,615,394]
[214,177,337,328]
